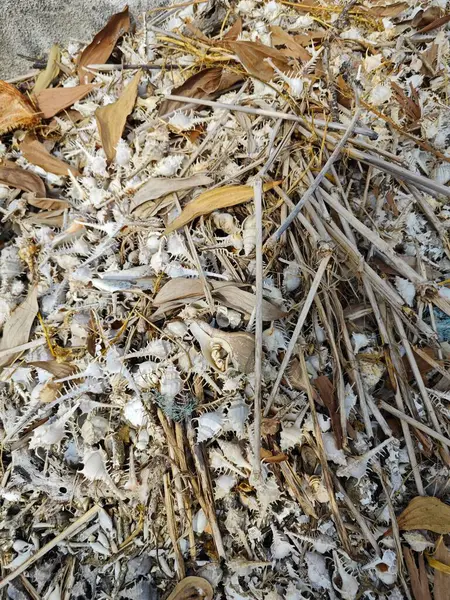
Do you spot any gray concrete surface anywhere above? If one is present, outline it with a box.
[0,1,164,79]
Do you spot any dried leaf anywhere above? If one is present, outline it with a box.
[20,133,79,177]
[313,375,344,449]
[362,2,408,18]
[433,537,450,600]
[24,209,65,227]
[78,6,131,84]
[226,41,288,81]
[164,180,281,234]
[417,13,450,34]
[391,82,421,124]
[152,278,286,321]
[34,84,94,119]
[95,70,141,162]
[270,26,312,61]
[396,497,450,533]
[28,360,78,378]
[0,165,46,196]
[0,287,39,369]
[223,17,243,40]
[166,577,213,600]
[412,6,445,28]
[25,196,70,211]
[131,174,213,211]
[0,80,41,135]
[33,45,61,95]
[159,67,243,116]
[403,546,432,600]
[427,554,450,574]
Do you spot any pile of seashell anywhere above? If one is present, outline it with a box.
[0,1,450,598]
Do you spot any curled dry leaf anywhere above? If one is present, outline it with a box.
[33,44,61,95]
[0,165,46,197]
[0,80,41,135]
[396,496,450,534]
[34,84,95,119]
[402,547,432,600]
[166,577,213,600]
[95,70,141,162]
[270,26,311,62]
[226,41,288,81]
[25,196,70,211]
[28,360,78,378]
[152,278,285,321]
[131,174,213,211]
[78,6,131,84]
[0,287,39,369]
[223,17,243,40]
[433,537,450,600]
[159,67,243,116]
[20,133,79,177]
[361,2,408,18]
[165,180,281,234]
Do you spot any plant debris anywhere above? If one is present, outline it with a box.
[1,1,450,598]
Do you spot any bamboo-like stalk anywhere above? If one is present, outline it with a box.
[253,178,264,479]
[265,251,332,416]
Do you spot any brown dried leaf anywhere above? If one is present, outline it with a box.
[131,174,213,211]
[166,577,213,600]
[33,45,61,95]
[403,547,432,600]
[0,287,39,369]
[270,26,312,61]
[95,70,141,162]
[153,278,286,321]
[35,84,94,119]
[78,6,131,84]
[25,196,70,211]
[28,360,78,378]
[24,209,65,227]
[164,180,281,234]
[226,41,288,81]
[397,497,450,533]
[313,375,344,449]
[0,80,41,135]
[433,537,450,599]
[391,82,421,123]
[20,133,79,177]
[159,67,243,116]
[223,17,243,40]
[362,2,408,18]
[417,13,450,34]
[412,6,445,28]
[0,165,46,196]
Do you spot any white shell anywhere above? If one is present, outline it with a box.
[197,411,224,443]
[81,449,110,482]
[124,397,147,427]
[363,550,397,585]
[225,398,249,438]
[280,425,303,451]
[80,414,110,445]
[160,365,183,400]
[242,214,256,255]
[332,551,359,600]
[263,324,288,353]
[283,262,301,292]
[271,526,295,560]
[214,473,237,499]
[212,211,239,234]
[217,440,252,470]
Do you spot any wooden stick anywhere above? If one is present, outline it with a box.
[163,473,186,580]
[269,108,362,243]
[265,251,332,416]
[378,401,450,448]
[0,505,100,589]
[164,94,376,138]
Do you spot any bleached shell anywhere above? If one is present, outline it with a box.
[271,526,295,560]
[225,398,249,438]
[280,425,303,451]
[160,365,183,399]
[124,397,147,427]
[283,262,301,292]
[217,440,251,470]
[263,324,288,353]
[81,449,109,482]
[431,162,450,185]
[402,531,433,552]
[322,432,347,466]
[242,214,256,255]
[197,411,224,443]
[212,211,239,234]
[80,415,110,445]
[29,419,67,449]
[134,361,158,389]
[214,473,237,499]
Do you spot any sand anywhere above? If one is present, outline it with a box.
[0,1,164,78]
